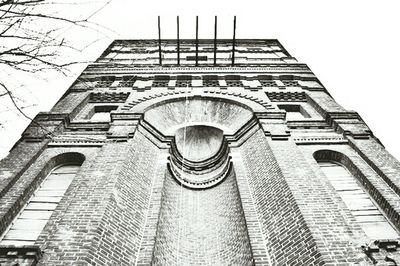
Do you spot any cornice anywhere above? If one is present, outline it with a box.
[82,64,312,75]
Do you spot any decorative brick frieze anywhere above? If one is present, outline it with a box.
[287,120,329,129]
[326,111,361,122]
[110,112,142,121]
[254,111,286,120]
[49,132,105,147]
[0,246,42,266]
[66,121,110,131]
[266,91,307,102]
[117,75,136,87]
[89,92,130,103]
[293,136,347,144]
[83,64,313,75]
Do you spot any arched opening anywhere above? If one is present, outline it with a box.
[143,96,254,136]
[314,150,399,239]
[0,153,84,246]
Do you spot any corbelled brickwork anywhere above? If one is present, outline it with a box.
[0,39,399,265]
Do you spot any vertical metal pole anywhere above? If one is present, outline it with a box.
[177,16,180,65]
[214,16,217,65]
[232,16,236,66]
[158,16,162,65]
[195,16,199,66]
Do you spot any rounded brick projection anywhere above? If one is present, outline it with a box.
[141,96,254,264]
[152,168,254,265]
[169,125,231,189]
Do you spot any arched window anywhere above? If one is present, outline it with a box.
[0,164,81,245]
[317,160,398,239]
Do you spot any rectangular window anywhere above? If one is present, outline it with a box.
[278,104,310,120]
[90,106,118,122]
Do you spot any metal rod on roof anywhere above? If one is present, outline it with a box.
[195,16,199,66]
[158,16,162,65]
[177,16,180,65]
[214,16,217,65]
[232,16,236,66]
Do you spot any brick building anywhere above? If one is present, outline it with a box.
[0,39,399,265]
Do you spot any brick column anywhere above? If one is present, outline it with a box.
[250,114,369,265]
[238,127,324,265]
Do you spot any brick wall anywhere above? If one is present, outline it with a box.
[152,167,253,265]
[239,128,323,265]
[51,92,90,117]
[267,138,370,265]
[3,39,400,266]
[36,131,160,265]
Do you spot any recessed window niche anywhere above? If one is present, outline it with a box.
[278,104,310,120]
[89,105,118,122]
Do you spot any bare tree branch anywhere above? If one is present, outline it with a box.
[0,0,113,130]
[0,82,35,122]
[0,0,112,73]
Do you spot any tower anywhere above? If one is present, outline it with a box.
[0,38,399,265]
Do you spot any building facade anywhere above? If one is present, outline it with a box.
[0,39,399,265]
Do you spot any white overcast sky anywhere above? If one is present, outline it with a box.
[1,0,400,160]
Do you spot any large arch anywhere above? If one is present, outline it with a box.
[0,152,85,246]
[140,95,259,136]
[128,91,269,114]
